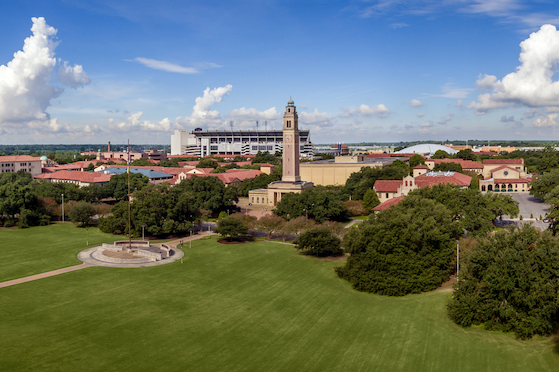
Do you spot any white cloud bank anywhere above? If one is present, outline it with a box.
[469,24,559,114]
[0,17,90,133]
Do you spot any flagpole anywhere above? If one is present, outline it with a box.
[128,139,132,252]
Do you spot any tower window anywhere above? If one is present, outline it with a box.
[288,108,290,112]
[287,120,291,128]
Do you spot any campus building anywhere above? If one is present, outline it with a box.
[0,155,43,176]
[300,155,407,186]
[374,171,472,203]
[170,127,314,158]
[248,99,314,206]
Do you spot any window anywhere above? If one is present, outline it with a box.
[252,197,254,203]
[386,193,389,198]
[287,120,291,128]
[288,108,290,112]
[257,197,260,203]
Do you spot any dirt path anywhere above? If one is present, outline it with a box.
[0,263,92,289]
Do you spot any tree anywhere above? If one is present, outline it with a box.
[255,214,285,239]
[431,150,450,159]
[174,175,238,214]
[274,188,349,223]
[335,196,462,296]
[343,200,369,216]
[390,159,410,175]
[102,172,149,201]
[448,225,559,339]
[295,227,342,256]
[529,168,559,200]
[322,220,347,240]
[68,201,96,226]
[469,174,479,191]
[362,189,380,211]
[197,158,219,169]
[281,216,316,240]
[215,216,248,241]
[433,162,463,172]
[454,149,477,161]
[408,154,425,168]
[344,165,408,200]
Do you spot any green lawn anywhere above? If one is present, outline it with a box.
[0,223,122,282]
[0,226,558,371]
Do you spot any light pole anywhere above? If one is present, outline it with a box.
[141,223,146,240]
[304,208,307,219]
[456,239,460,288]
[84,222,88,246]
[61,194,64,222]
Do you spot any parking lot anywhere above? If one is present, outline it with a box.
[501,193,550,230]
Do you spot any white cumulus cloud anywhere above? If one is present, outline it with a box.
[0,17,90,133]
[176,85,233,129]
[438,113,454,124]
[339,104,391,118]
[229,107,281,128]
[420,120,434,127]
[417,112,425,117]
[112,112,172,132]
[469,24,559,114]
[411,99,425,107]
[299,109,334,128]
[58,61,91,88]
[533,113,559,127]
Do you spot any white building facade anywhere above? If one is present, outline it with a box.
[170,128,314,158]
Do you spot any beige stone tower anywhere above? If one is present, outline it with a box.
[282,98,301,182]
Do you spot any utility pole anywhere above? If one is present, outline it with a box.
[61,194,64,222]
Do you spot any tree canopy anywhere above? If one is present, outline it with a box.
[344,165,408,200]
[274,188,349,223]
[447,225,559,339]
[215,215,248,240]
[336,195,462,296]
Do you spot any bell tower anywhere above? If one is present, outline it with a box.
[283,98,300,182]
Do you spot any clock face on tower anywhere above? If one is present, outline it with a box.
[285,135,292,143]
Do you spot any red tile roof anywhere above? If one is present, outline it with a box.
[432,158,483,169]
[373,180,403,193]
[34,171,111,184]
[483,159,524,165]
[373,196,405,211]
[0,155,42,162]
[490,165,521,174]
[414,172,472,188]
[366,154,391,158]
[413,165,429,169]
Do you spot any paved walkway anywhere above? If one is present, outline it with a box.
[0,263,92,289]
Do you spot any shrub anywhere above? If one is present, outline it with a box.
[295,227,342,256]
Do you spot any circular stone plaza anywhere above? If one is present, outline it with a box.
[78,240,184,268]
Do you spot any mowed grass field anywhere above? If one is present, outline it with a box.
[1,225,559,371]
[0,223,123,283]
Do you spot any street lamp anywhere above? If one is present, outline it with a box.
[61,194,64,222]
[84,222,88,246]
[141,223,146,240]
[303,208,307,219]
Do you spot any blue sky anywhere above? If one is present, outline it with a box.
[2,0,559,145]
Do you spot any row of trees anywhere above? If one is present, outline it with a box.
[99,176,238,237]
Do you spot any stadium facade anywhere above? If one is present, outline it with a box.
[170,128,314,157]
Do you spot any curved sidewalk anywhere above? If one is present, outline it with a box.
[0,263,92,289]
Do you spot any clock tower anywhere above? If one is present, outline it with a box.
[283,98,300,182]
